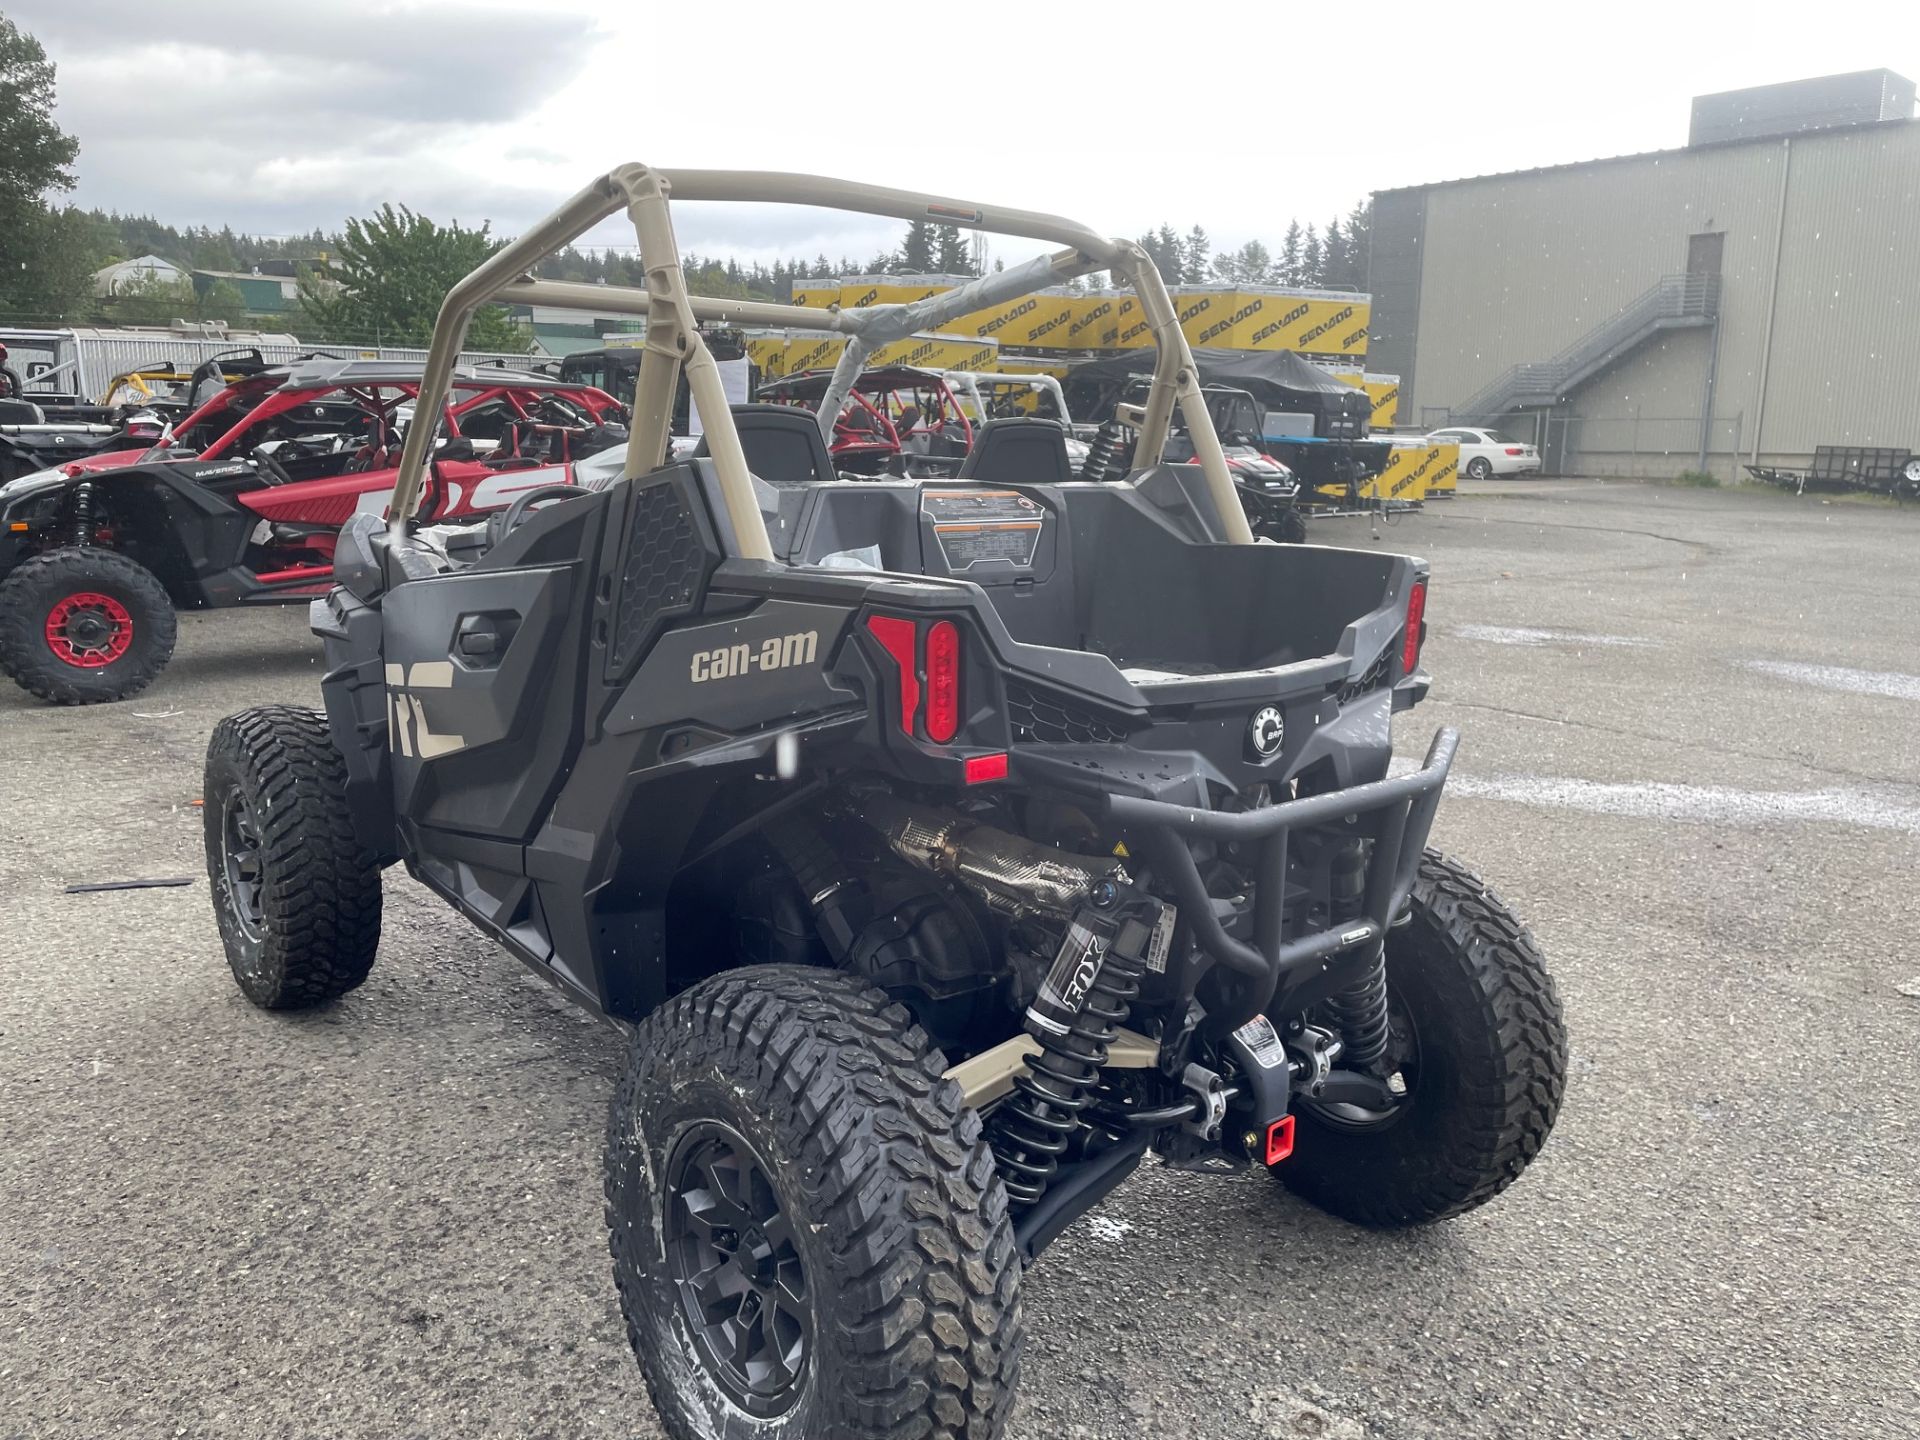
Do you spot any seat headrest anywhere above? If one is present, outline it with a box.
[693,403,836,486]
[957,417,1075,486]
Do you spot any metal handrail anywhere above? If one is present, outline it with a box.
[1457,273,1719,420]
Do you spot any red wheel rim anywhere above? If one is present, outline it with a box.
[44,591,135,668]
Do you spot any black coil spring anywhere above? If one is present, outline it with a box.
[70,482,95,547]
[1080,420,1134,483]
[988,947,1146,1208]
[1325,948,1391,1070]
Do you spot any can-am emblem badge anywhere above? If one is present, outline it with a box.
[1249,706,1284,758]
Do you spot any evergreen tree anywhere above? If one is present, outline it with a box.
[933,224,974,276]
[1344,198,1372,289]
[1301,224,1322,287]
[1183,226,1212,287]
[1321,218,1346,288]
[1278,220,1304,287]
[898,220,935,274]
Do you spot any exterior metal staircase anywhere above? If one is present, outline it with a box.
[1455,273,1719,421]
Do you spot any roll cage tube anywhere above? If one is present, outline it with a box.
[385,164,1253,552]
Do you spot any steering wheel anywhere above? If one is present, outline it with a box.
[250,445,298,487]
[485,482,590,548]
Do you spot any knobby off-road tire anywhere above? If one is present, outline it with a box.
[203,706,381,1009]
[606,966,1023,1440]
[1280,848,1566,1227]
[1276,506,1309,544]
[0,547,177,704]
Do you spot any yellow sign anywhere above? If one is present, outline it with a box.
[1230,289,1371,358]
[1333,441,1455,503]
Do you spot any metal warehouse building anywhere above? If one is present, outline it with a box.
[1368,70,1920,478]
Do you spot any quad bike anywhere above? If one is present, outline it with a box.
[203,165,1566,1440]
[0,358,624,704]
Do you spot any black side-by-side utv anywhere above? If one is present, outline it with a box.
[203,165,1566,1440]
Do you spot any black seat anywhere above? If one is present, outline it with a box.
[694,403,835,486]
[958,418,1075,486]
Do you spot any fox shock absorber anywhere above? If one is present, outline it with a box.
[986,902,1154,1208]
[1323,841,1392,1070]
[70,482,97,547]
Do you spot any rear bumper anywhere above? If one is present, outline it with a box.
[1101,726,1458,1028]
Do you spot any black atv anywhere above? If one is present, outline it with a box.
[202,166,1565,1440]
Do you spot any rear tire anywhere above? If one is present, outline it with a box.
[1277,849,1566,1227]
[1466,456,1492,481]
[203,706,382,1009]
[605,966,1023,1440]
[0,547,177,704]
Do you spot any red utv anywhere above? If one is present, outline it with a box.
[0,357,625,704]
[757,364,973,476]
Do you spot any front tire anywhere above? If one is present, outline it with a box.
[1278,849,1567,1227]
[1466,456,1493,481]
[606,966,1023,1440]
[0,547,178,704]
[203,706,382,1008]
[1275,505,1309,544]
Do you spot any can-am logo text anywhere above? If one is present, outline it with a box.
[690,630,819,683]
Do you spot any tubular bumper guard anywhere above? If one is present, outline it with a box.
[1104,727,1459,1028]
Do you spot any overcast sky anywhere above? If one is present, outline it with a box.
[13,0,1917,267]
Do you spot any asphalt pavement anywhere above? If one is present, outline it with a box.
[3,478,1916,1439]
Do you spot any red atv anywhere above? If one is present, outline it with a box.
[0,357,625,704]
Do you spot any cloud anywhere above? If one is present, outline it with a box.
[14,0,604,231]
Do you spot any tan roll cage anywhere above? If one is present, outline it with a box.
[388,164,1253,557]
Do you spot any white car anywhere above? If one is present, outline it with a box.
[1429,426,1542,479]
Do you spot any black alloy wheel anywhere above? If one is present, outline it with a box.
[662,1121,813,1417]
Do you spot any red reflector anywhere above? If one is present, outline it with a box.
[1401,579,1427,675]
[1264,1115,1295,1166]
[1267,1113,1297,1175]
[924,620,961,743]
[963,752,1008,785]
[865,615,920,735]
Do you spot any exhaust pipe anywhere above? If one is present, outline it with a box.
[848,792,1127,918]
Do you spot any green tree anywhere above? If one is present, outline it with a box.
[0,16,77,212]
[1277,220,1304,287]
[0,17,93,324]
[897,220,935,274]
[1343,198,1372,289]
[933,224,974,276]
[103,272,200,328]
[1183,226,1211,286]
[1301,224,1322,286]
[4,206,97,324]
[1321,217,1346,288]
[295,204,526,350]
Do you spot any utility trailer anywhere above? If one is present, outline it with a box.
[1747,444,1919,499]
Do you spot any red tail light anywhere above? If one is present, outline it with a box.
[924,620,961,743]
[1401,579,1427,674]
[1504,446,1524,456]
[865,615,920,735]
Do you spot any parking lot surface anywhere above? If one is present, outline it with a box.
[3,479,1917,1439]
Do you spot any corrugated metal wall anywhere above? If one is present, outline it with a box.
[1396,120,1920,467]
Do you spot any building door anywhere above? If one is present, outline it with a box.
[1687,231,1724,279]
